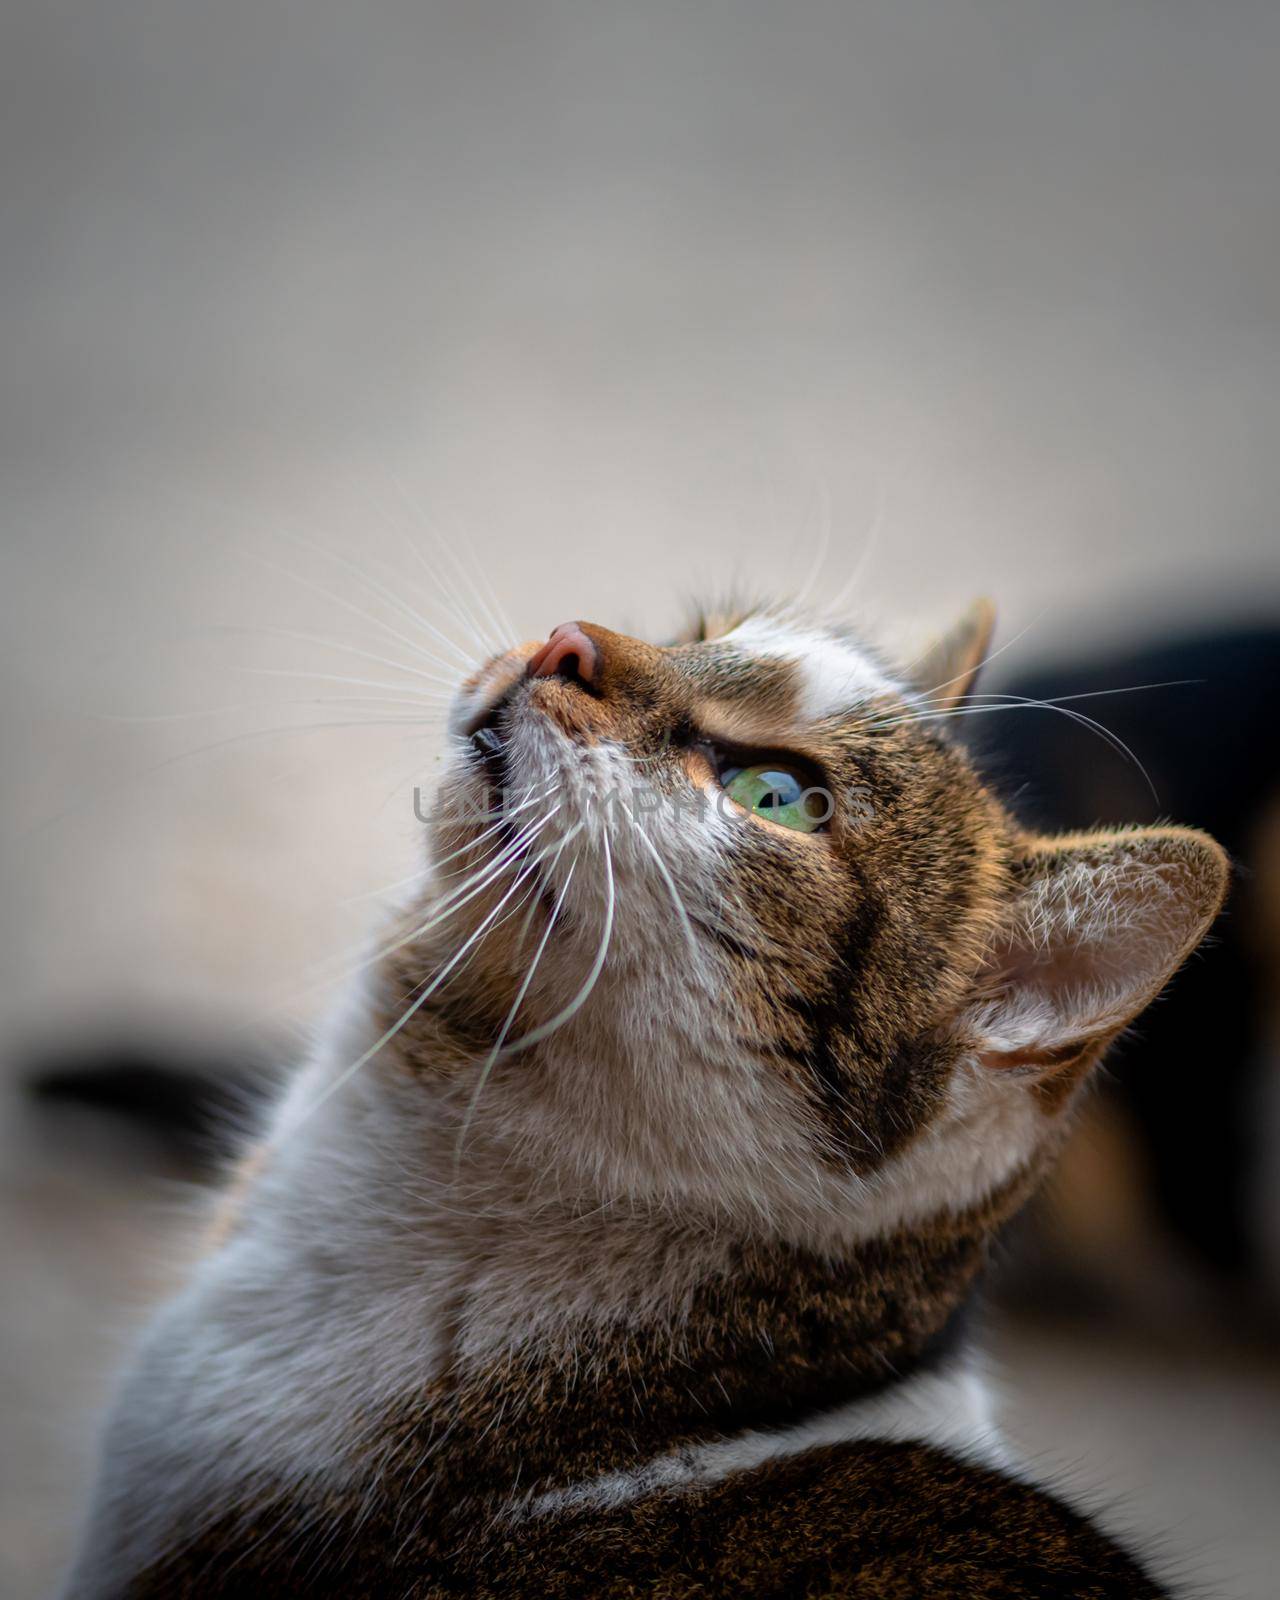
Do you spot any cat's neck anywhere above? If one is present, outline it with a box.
[321,1117,1007,1511]
[409,1206,995,1507]
[255,989,1018,1509]
[138,1151,1009,1590]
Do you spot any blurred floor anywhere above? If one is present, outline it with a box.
[0,1091,201,1599]
[992,1321,1280,1600]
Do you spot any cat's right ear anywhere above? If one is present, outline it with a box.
[963,827,1229,1093]
[910,598,996,711]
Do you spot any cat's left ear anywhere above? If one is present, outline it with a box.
[965,827,1229,1084]
[911,598,996,711]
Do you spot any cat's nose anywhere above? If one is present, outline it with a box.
[526,622,599,687]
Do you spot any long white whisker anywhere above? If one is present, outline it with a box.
[390,502,513,655]
[247,823,549,1023]
[272,854,541,1142]
[822,478,884,618]
[880,697,1159,801]
[500,829,615,1054]
[460,545,517,651]
[792,481,832,611]
[244,549,471,678]
[617,797,700,963]
[454,849,579,1163]
[286,807,560,1000]
[434,532,513,655]
[98,693,449,724]
[404,548,496,659]
[237,664,457,695]
[265,528,479,670]
[881,679,1201,727]
[972,679,1199,710]
[114,469,479,670]
[387,508,504,658]
[209,623,463,687]
[339,864,430,908]
[903,611,1046,703]
[423,837,562,998]
[336,789,552,910]
[18,716,444,850]
[409,811,560,937]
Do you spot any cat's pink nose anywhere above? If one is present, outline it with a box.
[526,622,599,686]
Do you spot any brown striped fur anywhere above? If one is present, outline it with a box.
[93,1445,1166,1599]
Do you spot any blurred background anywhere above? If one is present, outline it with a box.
[2,3,1278,1596]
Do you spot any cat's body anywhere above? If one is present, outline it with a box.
[67,604,1225,1598]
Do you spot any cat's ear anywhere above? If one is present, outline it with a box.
[966,828,1228,1083]
[911,598,996,711]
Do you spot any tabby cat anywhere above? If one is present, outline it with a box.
[66,601,1227,1598]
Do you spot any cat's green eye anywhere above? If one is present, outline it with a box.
[719,762,830,833]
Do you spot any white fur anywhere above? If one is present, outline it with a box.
[520,1361,1011,1518]
[723,615,902,720]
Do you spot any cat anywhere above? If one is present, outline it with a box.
[64,600,1227,1598]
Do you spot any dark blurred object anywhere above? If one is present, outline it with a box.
[26,1039,279,1174]
[977,624,1280,1318]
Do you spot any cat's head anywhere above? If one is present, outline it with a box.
[400,603,1226,1245]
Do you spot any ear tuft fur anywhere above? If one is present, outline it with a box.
[911,598,996,711]
[669,597,764,645]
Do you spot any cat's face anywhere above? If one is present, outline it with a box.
[404,605,1226,1241]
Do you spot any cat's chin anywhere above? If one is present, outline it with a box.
[454,683,583,810]
[451,642,539,740]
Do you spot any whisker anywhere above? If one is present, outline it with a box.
[412,837,559,1001]
[272,846,547,1143]
[209,623,464,688]
[979,679,1200,709]
[237,664,458,696]
[117,468,476,667]
[878,692,1166,802]
[313,813,539,971]
[388,823,572,1024]
[244,548,471,679]
[792,481,832,612]
[20,717,447,846]
[428,533,512,655]
[384,517,500,659]
[386,497,514,654]
[439,516,519,646]
[331,786,555,918]
[96,694,448,724]
[454,845,580,1163]
[821,480,884,618]
[499,829,615,1055]
[246,812,549,1021]
[459,544,518,651]
[374,497,505,660]
[338,864,430,908]
[616,797,701,963]
[902,611,1047,705]
[264,528,479,670]
[407,810,562,938]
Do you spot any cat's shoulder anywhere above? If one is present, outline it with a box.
[494,1439,1168,1598]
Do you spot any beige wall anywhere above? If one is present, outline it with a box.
[4,1,1278,1041]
